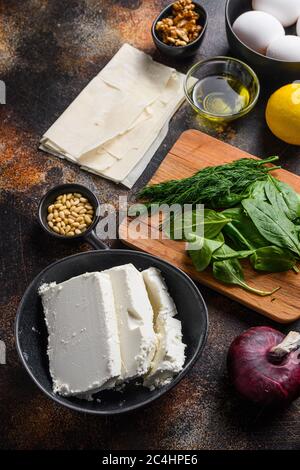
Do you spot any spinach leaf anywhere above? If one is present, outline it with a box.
[264,177,300,221]
[268,176,300,221]
[250,246,296,272]
[242,198,300,256]
[213,258,280,296]
[212,243,254,261]
[167,209,231,240]
[222,206,268,250]
[188,234,224,272]
[247,180,268,201]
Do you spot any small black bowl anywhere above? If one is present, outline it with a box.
[38,183,100,241]
[15,250,208,414]
[226,0,300,83]
[152,1,208,58]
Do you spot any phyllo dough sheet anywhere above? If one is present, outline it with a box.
[40,43,187,187]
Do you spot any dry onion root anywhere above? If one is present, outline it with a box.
[156,0,202,47]
[47,192,94,237]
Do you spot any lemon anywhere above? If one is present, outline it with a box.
[266,83,300,146]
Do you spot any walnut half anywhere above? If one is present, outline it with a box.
[156,0,202,47]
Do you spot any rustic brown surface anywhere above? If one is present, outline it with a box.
[120,130,300,324]
[0,0,300,450]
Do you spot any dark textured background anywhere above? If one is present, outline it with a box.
[0,0,300,450]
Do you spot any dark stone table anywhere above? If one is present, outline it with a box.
[0,0,299,450]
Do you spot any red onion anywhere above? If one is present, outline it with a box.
[227,326,300,406]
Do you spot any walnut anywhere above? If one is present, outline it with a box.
[156,1,202,47]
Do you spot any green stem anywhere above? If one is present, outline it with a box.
[238,282,281,297]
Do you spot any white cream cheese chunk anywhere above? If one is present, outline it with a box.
[39,272,121,397]
[105,264,157,381]
[142,268,186,389]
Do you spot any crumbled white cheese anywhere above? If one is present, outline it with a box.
[39,272,121,397]
[142,268,186,389]
[105,264,157,380]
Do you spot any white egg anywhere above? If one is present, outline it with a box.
[267,35,300,61]
[252,0,300,27]
[297,16,300,35]
[232,11,285,54]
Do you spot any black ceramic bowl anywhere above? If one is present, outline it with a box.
[152,1,208,58]
[15,250,208,415]
[226,0,300,82]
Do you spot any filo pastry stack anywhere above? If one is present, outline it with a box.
[40,44,188,188]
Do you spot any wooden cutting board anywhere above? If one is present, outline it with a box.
[119,130,300,323]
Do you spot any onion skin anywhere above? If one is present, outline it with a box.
[227,327,300,406]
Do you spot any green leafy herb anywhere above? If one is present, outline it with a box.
[222,206,268,250]
[166,209,231,240]
[250,246,297,272]
[212,258,280,296]
[139,156,280,208]
[188,234,224,272]
[242,198,300,257]
[265,176,300,221]
[212,244,254,261]
[247,180,268,201]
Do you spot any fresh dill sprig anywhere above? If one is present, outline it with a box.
[138,156,280,209]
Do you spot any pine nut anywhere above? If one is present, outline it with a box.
[84,215,92,224]
[46,192,94,237]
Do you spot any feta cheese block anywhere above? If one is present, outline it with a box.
[39,272,121,397]
[142,268,186,389]
[105,264,157,380]
[143,313,186,390]
[142,267,177,319]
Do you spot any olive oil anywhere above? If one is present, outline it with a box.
[192,74,250,120]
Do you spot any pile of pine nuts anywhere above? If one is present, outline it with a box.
[47,192,94,237]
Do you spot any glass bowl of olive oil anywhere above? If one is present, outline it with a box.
[184,57,260,122]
